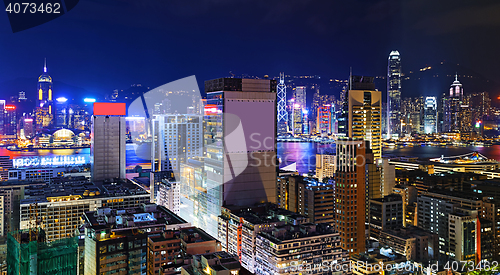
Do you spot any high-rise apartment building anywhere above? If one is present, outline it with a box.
[83,204,190,275]
[91,103,126,181]
[335,138,366,255]
[255,223,349,275]
[151,114,203,172]
[182,78,277,238]
[387,50,401,138]
[340,76,382,159]
[368,194,403,240]
[315,154,336,181]
[275,175,335,224]
[218,204,309,274]
[157,178,180,215]
[424,96,437,134]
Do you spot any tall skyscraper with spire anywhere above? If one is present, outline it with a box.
[277,72,288,134]
[35,59,54,131]
[444,74,463,132]
[387,50,401,138]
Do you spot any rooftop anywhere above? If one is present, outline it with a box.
[84,203,188,231]
[21,177,148,204]
[258,223,338,243]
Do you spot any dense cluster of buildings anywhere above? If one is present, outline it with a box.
[274,51,497,141]
[1,60,500,275]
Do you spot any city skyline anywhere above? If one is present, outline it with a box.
[0,1,499,100]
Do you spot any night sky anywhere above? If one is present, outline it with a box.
[0,0,499,98]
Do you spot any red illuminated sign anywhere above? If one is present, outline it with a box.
[93,103,126,116]
[5,105,16,110]
[204,104,218,115]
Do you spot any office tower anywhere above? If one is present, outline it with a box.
[91,103,126,181]
[55,97,70,128]
[18,90,26,102]
[448,211,479,261]
[424,96,438,134]
[417,193,460,259]
[275,175,334,224]
[292,104,302,135]
[459,95,473,136]
[335,138,366,255]
[481,197,500,261]
[83,204,190,275]
[379,158,395,196]
[35,59,54,131]
[387,50,402,138]
[18,116,34,139]
[157,178,180,215]
[293,86,306,108]
[392,185,418,227]
[218,204,309,273]
[340,76,382,159]
[1,105,17,138]
[316,104,333,136]
[444,74,463,132]
[151,114,203,173]
[277,72,288,135]
[7,230,78,274]
[302,109,309,134]
[189,78,277,238]
[315,154,336,181]
[368,194,403,240]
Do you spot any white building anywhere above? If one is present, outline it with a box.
[157,179,180,215]
[424,96,437,134]
[315,154,336,181]
[151,114,203,172]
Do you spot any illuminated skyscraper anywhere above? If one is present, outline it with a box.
[424,96,437,134]
[340,76,382,159]
[183,78,277,238]
[2,105,17,138]
[387,50,401,138]
[294,86,306,109]
[335,138,366,255]
[316,104,333,136]
[55,97,70,128]
[151,114,203,172]
[277,72,288,134]
[35,59,54,131]
[292,104,302,135]
[91,103,126,181]
[444,74,463,132]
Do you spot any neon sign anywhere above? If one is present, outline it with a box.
[5,105,16,110]
[13,155,88,168]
